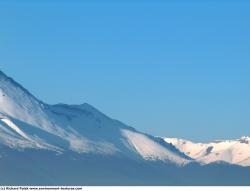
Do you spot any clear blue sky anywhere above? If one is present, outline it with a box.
[0,0,249,141]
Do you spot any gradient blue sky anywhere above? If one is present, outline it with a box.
[0,1,249,141]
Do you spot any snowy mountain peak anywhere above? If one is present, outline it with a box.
[164,137,250,166]
[0,70,191,166]
[239,136,250,143]
[0,71,56,134]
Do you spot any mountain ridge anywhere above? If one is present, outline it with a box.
[0,70,190,165]
[164,137,250,166]
[1,69,250,185]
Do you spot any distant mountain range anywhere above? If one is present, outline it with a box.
[164,137,250,166]
[0,70,249,186]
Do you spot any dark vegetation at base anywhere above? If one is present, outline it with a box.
[0,147,250,186]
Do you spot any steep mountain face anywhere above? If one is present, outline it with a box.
[0,70,190,165]
[164,137,250,166]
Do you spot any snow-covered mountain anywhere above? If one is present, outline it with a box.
[0,70,250,186]
[164,137,250,166]
[0,70,190,165]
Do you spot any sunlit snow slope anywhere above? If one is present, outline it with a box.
[0,70,190,166]
[164,137,250,166]
[1,70,250,186]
